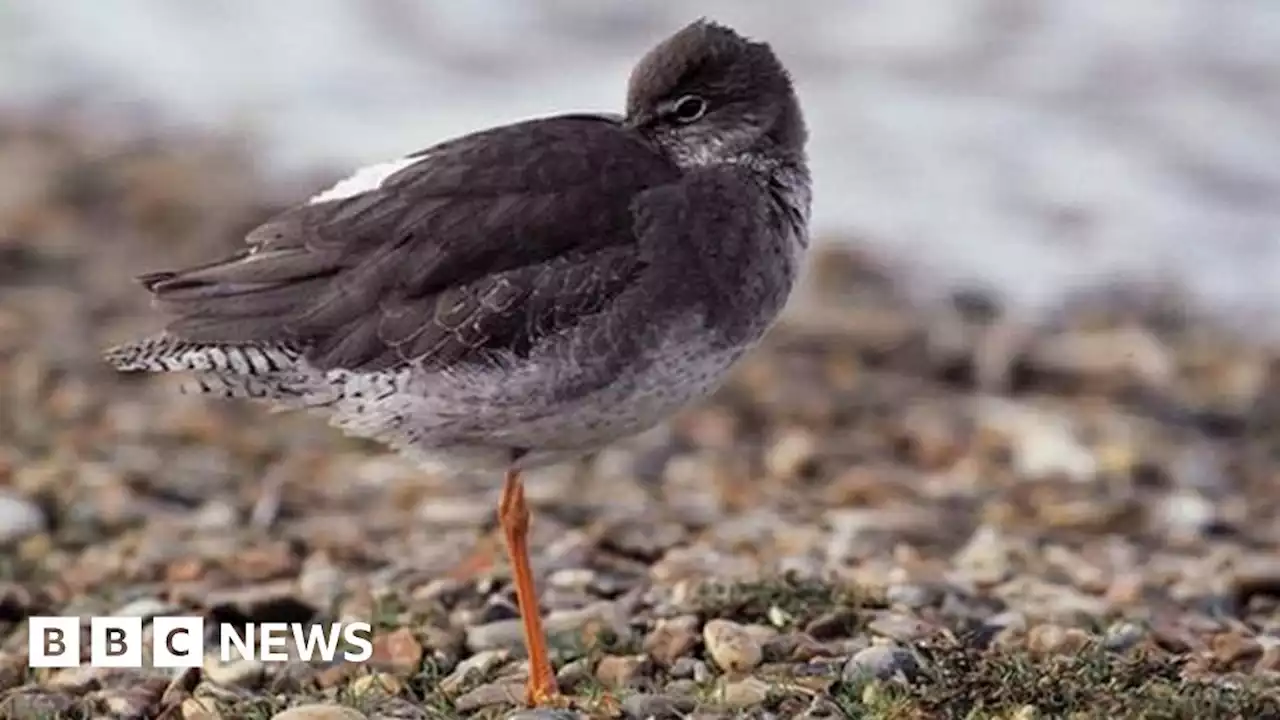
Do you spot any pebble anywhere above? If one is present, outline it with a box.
[180,696,223,720]
[1026,624,1093,656]
[1102,621,1148,652]
[298,553,346,609]
[466,602,621,652]
[0,491,46,545]
[643,614,700,667]
[719,676,772,708]
[805,610,858,641]
[1157,490,1218,541]
[953,525,1017,585]
[112,596,178,619]
[703,619,764,674]
[764,428,819,479]
[885,582,943,609]
[48,665,108,692]
[440,648,509,694]
[841,643,921,685]
[349,672,403,697]
[668,656,700,679]
[594,653,649,689]
[554,656,594,693]
[97,685,162,719]
[620,692,686,719]
[867,613,935,643]
[269,705,368,720]
[453,680,525,711]
[161,666,201,706]
[369,627,423,674]
[202,654,264,688]
[505,710,586,720]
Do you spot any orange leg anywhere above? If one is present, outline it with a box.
[498,468,559,706]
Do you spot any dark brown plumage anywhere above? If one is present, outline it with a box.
[138,116,680,373]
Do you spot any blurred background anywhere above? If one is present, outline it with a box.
[3,2,1280,717]
[6,0,1280,323]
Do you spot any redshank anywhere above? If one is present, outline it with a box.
[105,18,809,706]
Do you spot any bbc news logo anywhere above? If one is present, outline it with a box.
[28,617,373,668]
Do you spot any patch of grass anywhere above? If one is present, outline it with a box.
[403,654,459,713]
[203,694,292,720]
[833,641,1280,720]
[690,573,865,628]
[366,593,411,631]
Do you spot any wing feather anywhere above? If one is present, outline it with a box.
[135,114,679,372]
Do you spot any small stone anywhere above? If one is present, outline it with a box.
[797,695,845,719]
[841,644,921,685]
[440,649,508,694]
[0,655,25,692]
[314,662,361,688]
[669,656,700,679]
[767,604,794,628]
[555,656,594,693]
[1027,624,1092,656]
[98,685,160,719]
[298,553,346,610]
[452,680,524,711]
[1255,638,1280,673]
[643,615,700,667]
[620,693,684,719]
[664,678,700,700]
[181,696,223,720]
[743,624,779,646]
[719,676,771,708]
[202,653,264,688]
[369,627,423,674]
[505,710,585,720]
[953,525,1016,585]
[0,492,45,545]
[885,582,942,609]
[594,654,648,689]
[161,666,202,707]
[548,568,596,592]
[466,603,618,652]
[1210,632,1262,666]
[1157,491,1217,541]
[805,610,858,641]
[1011,705,1040,720]
[413,577,467,605]
[112,596,178,619]
[1102,622,1147,653]
[867,613,935,643]
[1,690,76,717]
[270,704,369,720]
[703,619,763,674]
[48,665,107,692]
[350,672,404,697]
[765,429,819,479]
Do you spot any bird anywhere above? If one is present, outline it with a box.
[105,18,809,706]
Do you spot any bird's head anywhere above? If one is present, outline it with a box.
[625,19,806,170]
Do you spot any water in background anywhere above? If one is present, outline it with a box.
[3,0,1280,329]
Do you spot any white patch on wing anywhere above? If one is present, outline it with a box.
[308,155,421,204]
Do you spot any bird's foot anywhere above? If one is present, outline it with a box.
[523,677,565,708]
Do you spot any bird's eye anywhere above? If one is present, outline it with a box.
[670,94,707,123]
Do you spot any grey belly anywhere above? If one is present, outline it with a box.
[316,335,746,474]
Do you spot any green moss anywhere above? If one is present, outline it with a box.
[833,642,1280,720]
[690,573,864,628]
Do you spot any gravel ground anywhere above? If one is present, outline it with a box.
[2,113,1280,719]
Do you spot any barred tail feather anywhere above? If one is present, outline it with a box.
[103,333,301,375]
